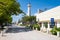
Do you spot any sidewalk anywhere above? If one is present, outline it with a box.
[0,30,60,40]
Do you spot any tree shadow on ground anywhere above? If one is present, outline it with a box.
[6,27,33,33]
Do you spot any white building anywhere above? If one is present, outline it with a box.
[36,6,60,33]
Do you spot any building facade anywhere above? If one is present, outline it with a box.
[36,6,60,33]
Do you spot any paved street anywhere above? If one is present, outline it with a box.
[0,26,60,40]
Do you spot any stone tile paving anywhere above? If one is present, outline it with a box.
[0,30,60,40]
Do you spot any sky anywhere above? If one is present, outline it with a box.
[12,0,60,22]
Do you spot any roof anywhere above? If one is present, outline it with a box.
[36,6,60,22]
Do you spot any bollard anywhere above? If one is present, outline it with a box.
[57,32,60,37]
[47,28,50,34]
[1,31,4,36]
[36,28,37,31]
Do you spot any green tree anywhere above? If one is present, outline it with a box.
[21,16,36,25]
[0,14,12,23]
[0,0,23,15]
[0,0,23,29]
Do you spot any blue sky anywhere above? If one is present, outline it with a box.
[12,0,60,22]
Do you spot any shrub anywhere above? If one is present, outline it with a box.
[50,26,57,35]
[50,26,60,35]
[33,24,40,30]
[56,27,60,32]
[44,22,48,28]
